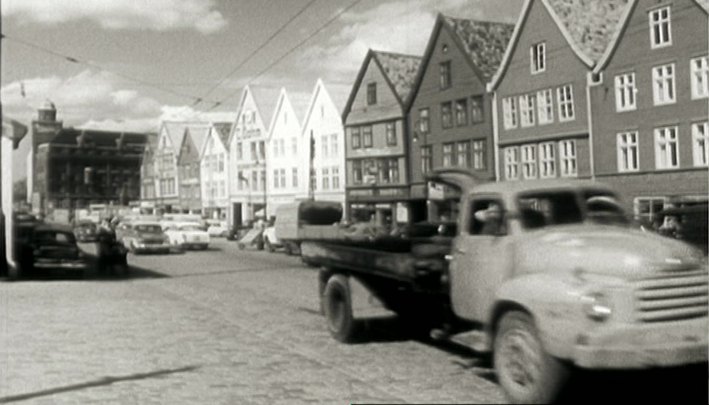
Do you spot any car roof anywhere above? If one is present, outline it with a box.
[470,179,616,195]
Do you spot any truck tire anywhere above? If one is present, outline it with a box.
[494,310,569,404]
[322,274,358,343]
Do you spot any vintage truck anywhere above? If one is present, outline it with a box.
[302,169,708,403]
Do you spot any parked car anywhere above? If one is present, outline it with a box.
[656,204,708,255]
[73,221,99,242]
[119,221,171,254]
[15,224,91,276]
[206,220,229,237]
[163,222,210,250]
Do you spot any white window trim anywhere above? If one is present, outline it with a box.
[652,63,676,106]
[648,6,672,49]
[617,131,639,173]
[557,85,575,122]
[692,121,709,167]
[519,94,535,127]
[504,146,519,180]
[530,42,546,74]
[614,72,637,112]
[536,89,554,125]
[654,126,680,170]
[502,97,518,129]
[558,140,578,178]
[538,142,556,178]
[521,144,537,179]
[690,56,709,100]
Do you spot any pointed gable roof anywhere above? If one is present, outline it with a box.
[490,0,629,90]
[267,88,301,137]
[249,86,281,133]
[442,16,515,81]
[184,123,211,155]
[406,14,514,111]
[302,79,338,133]
[594,0,708,74]
[161,121,189,150]
[212,122,232,147]
[342,49,422,121]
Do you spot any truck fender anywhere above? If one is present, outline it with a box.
[492,273,585,360]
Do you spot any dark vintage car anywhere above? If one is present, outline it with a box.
[15,224,91,277]
[73,221,99,242]
[118,221,171,254]
[656,204,708,255]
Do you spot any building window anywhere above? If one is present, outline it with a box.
[362,126,373,148]
[519,94,535,127]
[352,160,363,184]
[251,171,258,191]
[332,167,340,189]
[385,122,397,146]
[691,56,709,99]
[388,160,399,183]
[280,169,287,189]
[419,108,430,134]
[615,73,637,111]
[652,64,675,105]
[539,142,555,178]
[321,168,330,190]
[649,6,671,48]
[502,97,518,129]
[273,170,279,189]
[470,95,484,123]
[559,140,577,177]
[617,131,639,172]
[367,83,377,105]
[536,89,554,124]
[421,146,432,174]
[521,145,537,179]
[655,126,679,169]
[379,159,392,184]
[456,141,470,168]
[442,143,454,167]
[557,85,575,122]
[351,127,361,149]
[236,142,243,160]
[441,102,453,129]
[692,122,709,167]
[634,197,666,226]
[472,140,486,170]
[321,135,329,158]
[291,138,298,156]
[455,99,468,126]
[439,61,451,89]
[530,42,546,73]
[330,134,338,156]
[504,147,519,180]
[292,168,298,187]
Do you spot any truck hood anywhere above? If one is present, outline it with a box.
[517,224,706,280]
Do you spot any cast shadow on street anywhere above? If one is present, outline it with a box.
[0,365,200,403]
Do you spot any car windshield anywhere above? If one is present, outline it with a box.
[35,231,76,245]
[517,189,626,230]
[135,225,162,233]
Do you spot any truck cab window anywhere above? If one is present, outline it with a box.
[469,199,506,236]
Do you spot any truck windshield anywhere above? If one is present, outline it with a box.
[517,190,626,230]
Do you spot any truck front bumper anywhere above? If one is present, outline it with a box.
[572,317,708,368]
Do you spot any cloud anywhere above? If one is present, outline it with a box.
[2,0,227,34]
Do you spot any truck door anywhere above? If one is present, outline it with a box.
[449,195,512,322]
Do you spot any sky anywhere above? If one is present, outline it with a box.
[2,0,523,177]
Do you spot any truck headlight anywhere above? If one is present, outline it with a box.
[581,292,612,322]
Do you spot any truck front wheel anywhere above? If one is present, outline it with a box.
[323,275,357,343]
[494,311,569,404]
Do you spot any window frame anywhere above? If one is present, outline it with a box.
[536,89,554,125]
[558,140,578,178]
[654,126,679,169]
[385,122,397,146]
[691,56,709,99]
[504,146,520,180]
[502,97,518,129]
[439,61,452,89]
[649,6,672,49]
[538,142,556,178]
[455,98,468,127]
[692,121,709,167]
[362,125,373,148]
[519,94,535,127]
[367,82,377,105]
[351,126,361,149]
[441,102,453,129]
[530,42,546,74]
[615,72,637,112]
[652,63,676,106]
[557,85,575,122]
[442,142,455,167]
[470,95,484,123]
[617,131,639,172]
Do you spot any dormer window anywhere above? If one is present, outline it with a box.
[530,42,546,74]
[649,6,671,48]
[367,83,377,105]
[439,61,452,89]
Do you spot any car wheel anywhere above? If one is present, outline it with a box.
[494,310,570,404]
[322,274,358,343]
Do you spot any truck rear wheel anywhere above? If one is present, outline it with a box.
[323,275,357,343]
[494,311,569,404]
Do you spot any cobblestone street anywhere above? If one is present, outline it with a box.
[0,239,506,404]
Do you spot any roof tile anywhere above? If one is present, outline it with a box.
[372,51,422,103]
[442,17,515,80]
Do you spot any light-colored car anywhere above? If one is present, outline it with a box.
[206,220,229,237]
[163,222,210,250]
[119,221,171,254]
[262,226,282,252]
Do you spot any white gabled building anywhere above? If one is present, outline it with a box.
[154,121,189,212]
[301,79,346,206]
[200,122,232,219]
[227,85,279,226]
[266,88,310,216]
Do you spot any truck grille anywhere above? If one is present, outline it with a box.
[634,270,709,323]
